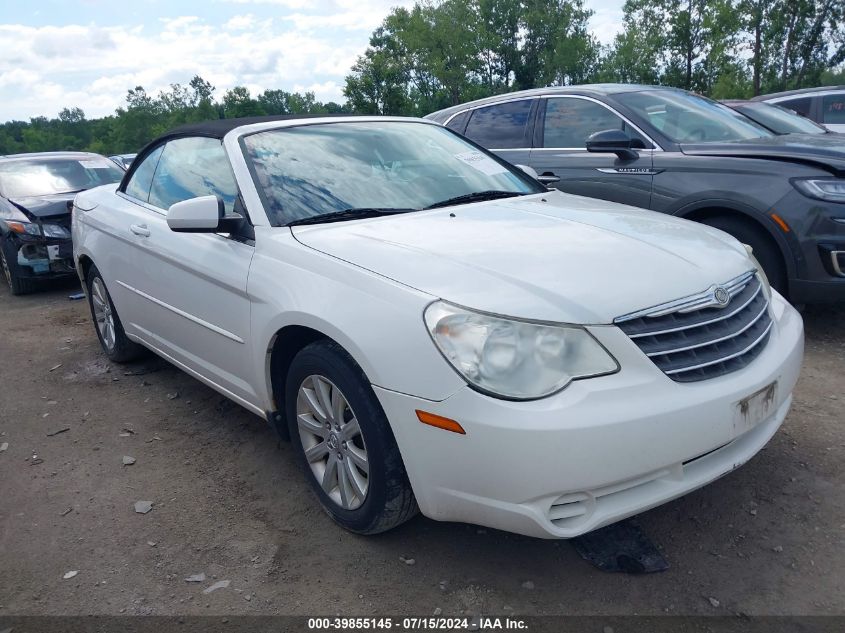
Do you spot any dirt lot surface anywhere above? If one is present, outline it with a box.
[0,279,843,619]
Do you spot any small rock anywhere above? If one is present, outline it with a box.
[147,541,157,547]
[773,545,784,553]
[244,594,252,602]
[167,392,180,400]
[749,508,758,516]
[60,507,73,516]
[0,442,8,452]
[439,580,449,591]
[707,597,720,608]
[433,607,442,616]
[185,573,206,583]
[400,556,416,566]
[122,456,136,466]
[134,501,153,514]
[521,580,535,590]
[203,580,230,594]
[63,570,78,580]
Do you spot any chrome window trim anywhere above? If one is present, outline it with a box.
[540,95,663,152]
[442,96,536,127]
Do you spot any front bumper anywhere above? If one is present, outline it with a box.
[376,292,804,538]
[8,234,75,279]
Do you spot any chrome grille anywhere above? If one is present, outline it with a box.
[614,271,772,383]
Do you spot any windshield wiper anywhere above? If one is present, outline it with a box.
[287,207,415,227]
[425,190,526,210]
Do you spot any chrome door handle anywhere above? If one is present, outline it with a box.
[130,224,151,237]
[537,173,560,184]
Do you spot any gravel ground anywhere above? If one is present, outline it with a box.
[0,279,843,618]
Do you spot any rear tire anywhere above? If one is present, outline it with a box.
[285,340,418,534]
[86,265,146,363]
[1,237,37,296]
[700,215,787,296]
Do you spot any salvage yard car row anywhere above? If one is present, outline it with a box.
[3,83,843,541]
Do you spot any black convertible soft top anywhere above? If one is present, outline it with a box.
[166,113,361,139]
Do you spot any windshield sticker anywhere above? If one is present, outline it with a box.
[454,151,509,176]
[79,159,113,169]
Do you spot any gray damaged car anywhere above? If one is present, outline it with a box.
[426,84,845,304]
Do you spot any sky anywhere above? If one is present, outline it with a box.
[0,0,625,122]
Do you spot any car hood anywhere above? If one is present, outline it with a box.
[291,191,752,324]
[680,135,845,175]
[8,193,75,220]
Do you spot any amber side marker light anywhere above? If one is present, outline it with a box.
[770,213,791,233]
[416,410,466,435]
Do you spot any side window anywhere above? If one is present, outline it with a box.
[777,97,812,118]
[822,93,845,124]
[124,145,164,202]
[445,110,471,135]
[464,100,532,149]
[148,137,239,213]
[542,98,646,148]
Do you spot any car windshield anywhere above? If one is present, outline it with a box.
[242,121,543,225]
[617,90,773,143]
[0,156,125,198]
[737,103,827,135]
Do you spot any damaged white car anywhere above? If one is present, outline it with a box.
[72,116,804,538]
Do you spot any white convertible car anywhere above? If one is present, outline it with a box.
[72,116,804,538]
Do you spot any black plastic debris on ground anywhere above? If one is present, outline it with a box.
[571,519,669,574]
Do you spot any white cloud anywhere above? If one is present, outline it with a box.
[0,0,625,122]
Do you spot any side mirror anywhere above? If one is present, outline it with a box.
[586,129,639,161]
[166,195,243,233]
[514,164,539,180]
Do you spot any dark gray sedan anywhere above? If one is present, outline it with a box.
[426,85,845,303]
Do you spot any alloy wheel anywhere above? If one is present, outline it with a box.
[296,374,369,510]
[91,277,116,351]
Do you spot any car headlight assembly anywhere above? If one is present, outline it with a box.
[5,220,42,236]
[41,223,71,239]
[424,301,619,400]
[792,178,845,203]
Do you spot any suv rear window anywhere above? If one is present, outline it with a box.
[464,100,532,149]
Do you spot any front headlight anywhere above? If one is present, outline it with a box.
[41,223,71,239]
[792,178,845,203]
[5,220,42,236]
[424,302,618,400]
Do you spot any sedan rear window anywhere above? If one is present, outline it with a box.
[0,157,124,198]
[242,121,541,226]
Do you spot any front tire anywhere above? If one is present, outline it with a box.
[285,340,417,534]
[1,237,37,295]
[86,265,145,363]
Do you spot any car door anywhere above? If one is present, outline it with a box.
[120,136,259,409]
[459,98,537,169]
[528,96,655,209]
[89,145,164,328]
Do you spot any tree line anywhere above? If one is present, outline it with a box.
[0,76,348,156]
[344,0,845,114]
[2,0,844,155]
